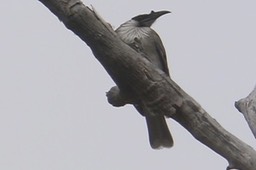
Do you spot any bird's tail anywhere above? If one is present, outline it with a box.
[145,115,173,149]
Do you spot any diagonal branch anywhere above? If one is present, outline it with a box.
[38,0,256,169]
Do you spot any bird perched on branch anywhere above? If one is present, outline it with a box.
[115,10,173,149]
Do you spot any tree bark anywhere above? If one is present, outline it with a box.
[38,0,256,169]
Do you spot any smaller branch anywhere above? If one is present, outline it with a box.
[235,85,256,138]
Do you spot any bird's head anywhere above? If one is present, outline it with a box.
[132,10,171,27]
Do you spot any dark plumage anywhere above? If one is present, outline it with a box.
[116,10,173,149]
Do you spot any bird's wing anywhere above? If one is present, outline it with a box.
[152,30,170,76]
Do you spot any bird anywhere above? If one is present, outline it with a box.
[115,10,173,149]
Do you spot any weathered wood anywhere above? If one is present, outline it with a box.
[38,0,256,169]
[235,86,256,138]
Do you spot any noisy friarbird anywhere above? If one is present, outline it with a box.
[115,10,172,149]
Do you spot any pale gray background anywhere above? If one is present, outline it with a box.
[0,0,255,169]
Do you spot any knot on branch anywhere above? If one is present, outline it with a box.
[106,86,134,107]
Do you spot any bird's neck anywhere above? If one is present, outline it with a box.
[116,20,151,43]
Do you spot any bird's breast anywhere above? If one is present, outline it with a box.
[116,26,151,44]
[116,24,167,73]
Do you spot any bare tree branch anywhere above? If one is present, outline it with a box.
[38,0,256,169]
[235,85,256,138]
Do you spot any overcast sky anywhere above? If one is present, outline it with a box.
[1,0,256,169]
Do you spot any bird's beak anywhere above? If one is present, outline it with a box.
[132,10,171,27]
[149,10,171,20]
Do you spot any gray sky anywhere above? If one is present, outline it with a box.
[1,0,256,169]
